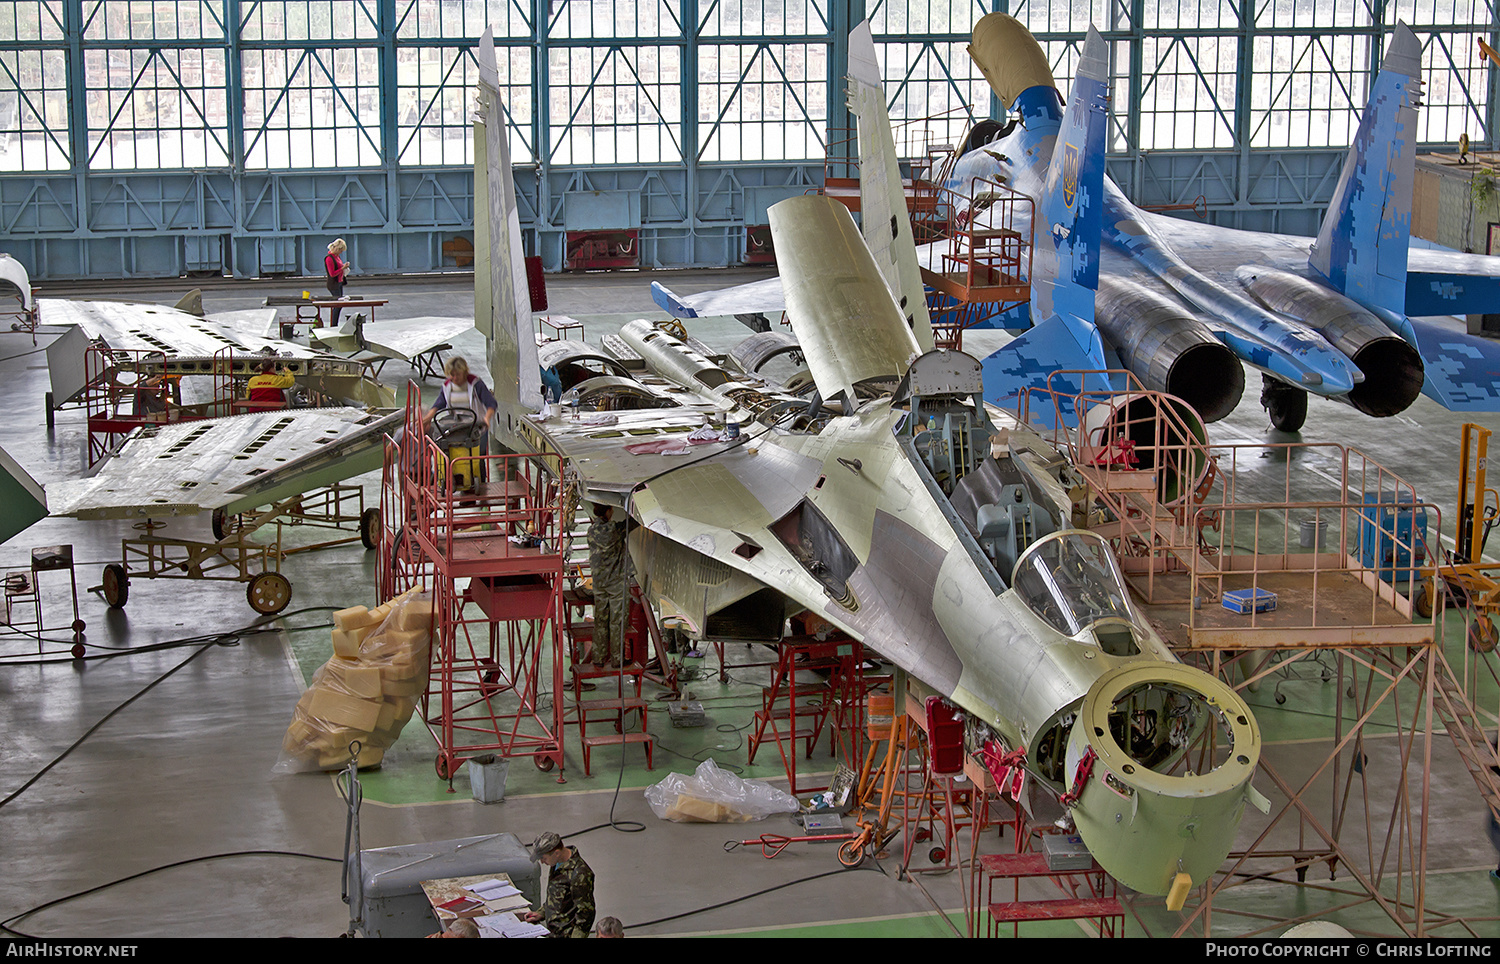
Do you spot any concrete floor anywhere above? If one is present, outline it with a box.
[1,268,1499,939]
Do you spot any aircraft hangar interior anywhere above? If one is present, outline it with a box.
[6,0,1500,943]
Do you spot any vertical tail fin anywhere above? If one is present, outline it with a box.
[476,28,541,414]
[1308,23,1422,314]
[846,21,934,352]
[1030,26,1108,330]
[980,27,1112,425]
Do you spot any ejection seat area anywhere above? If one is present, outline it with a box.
[896,350,1060,586]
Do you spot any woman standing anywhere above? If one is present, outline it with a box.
[324,238,349,327]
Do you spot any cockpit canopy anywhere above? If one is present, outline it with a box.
[1011,530,1141,654]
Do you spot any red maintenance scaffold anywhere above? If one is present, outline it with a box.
[378,385,568,783]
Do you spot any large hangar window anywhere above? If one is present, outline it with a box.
[1,0,1499,276]
[0,46,66,171]
[395,0,533,165]
[80,1,228,170]
[699,1,828,163]
[546,0,681,166]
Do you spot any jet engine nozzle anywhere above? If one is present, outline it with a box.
[1237,266,1424,417]
[1095,277,1246,421]
[1079,390,1212,504]
[1064,662,1260,897]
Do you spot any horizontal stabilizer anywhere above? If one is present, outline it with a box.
[649,276,787,321]
[651,281,700,318]
[1406,249,1500,315]
[1407,317,1500,411]
[980,314,1115,427]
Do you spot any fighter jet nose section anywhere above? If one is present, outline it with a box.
[1064,663,1260,897]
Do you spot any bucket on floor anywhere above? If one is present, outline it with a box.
[1299,518,1328,551]
[469,755,509,804]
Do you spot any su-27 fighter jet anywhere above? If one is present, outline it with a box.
[472,25,1264,901]
[655,14,1500,433]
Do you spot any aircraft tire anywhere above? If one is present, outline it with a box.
[1265,385,1308,432]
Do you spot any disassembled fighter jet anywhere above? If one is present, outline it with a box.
[471,25,1264,900]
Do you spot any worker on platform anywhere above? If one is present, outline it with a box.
[422,355,497,443]
[586,503,627,668]
[524,832,595,938]
[246,359,295,407]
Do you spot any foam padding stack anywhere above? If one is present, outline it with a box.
[280,588,436,771]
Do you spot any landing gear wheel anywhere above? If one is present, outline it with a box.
[1414,579,1435,619]
[534,754,556,772]
[1262,379,1309,433]
[359,507,381,550]
[102,564,129,609]
[436,752,456,780]
[247,571,292,615]
[837,838,866,868]
[211,507,230,541]
[1470,615,1498,654]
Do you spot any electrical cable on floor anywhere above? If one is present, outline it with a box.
[620,864,881,932]
[0,608,337,807]
[0,611,337,665]
[0,849,343,939]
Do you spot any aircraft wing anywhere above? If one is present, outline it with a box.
[41,298,320,358]
[46,408,397,520]
[522,408,745,501]
[310,315,476,363]
[204,308,282,341]
[650,275,787,321]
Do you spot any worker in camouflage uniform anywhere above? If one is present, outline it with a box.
[586,503,627,667]
[524,832,596,938]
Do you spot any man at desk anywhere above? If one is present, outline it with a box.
[524,832,595,938]
[246,360,295,407]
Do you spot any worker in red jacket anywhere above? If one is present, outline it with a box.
[325,238,349,327]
